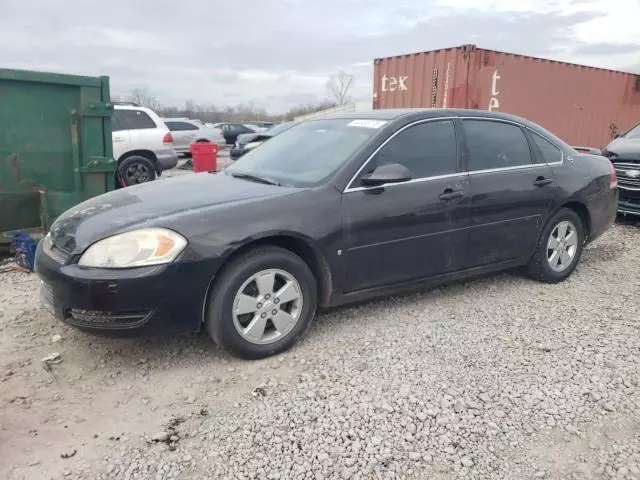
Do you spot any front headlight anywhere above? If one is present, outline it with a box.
[78,228,187,268]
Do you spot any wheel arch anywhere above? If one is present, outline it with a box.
[117,150,160,172]
[201,233,333,326]
[557,200,591,241]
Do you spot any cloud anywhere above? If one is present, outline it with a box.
[0,0,634,112]
[572,42,640,56]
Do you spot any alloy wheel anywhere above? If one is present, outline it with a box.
[546,220,579,272]
[232,269,303,345]
[126,164,150,184]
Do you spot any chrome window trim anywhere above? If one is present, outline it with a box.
[343,116,564,194]
[345,172,468,193]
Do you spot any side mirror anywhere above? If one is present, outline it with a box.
[361,163,412,187]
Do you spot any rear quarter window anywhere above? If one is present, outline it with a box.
[530,133,563,164]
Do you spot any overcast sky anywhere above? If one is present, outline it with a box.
[1,0,639,113]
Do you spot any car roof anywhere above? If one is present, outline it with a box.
[312,108,566,145]
[319,108,530,123]
[114,104,155,113]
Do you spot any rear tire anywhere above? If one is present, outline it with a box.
[117,155,156,186]
[205,247,317,359]
[527,208,585,283]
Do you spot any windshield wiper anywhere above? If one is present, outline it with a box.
[230,172,281,186]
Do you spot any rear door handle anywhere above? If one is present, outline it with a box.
[533,176,553,187]
[439,189,465,201]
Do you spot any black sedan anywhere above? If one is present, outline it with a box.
[211,122,256,145]
[36,109,618,359]
[230,122,296,160]
[602,121,640,215]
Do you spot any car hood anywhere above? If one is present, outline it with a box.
[49,172,301,254]
[604,137,640,161]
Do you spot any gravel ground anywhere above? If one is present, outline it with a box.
[1,221,639,480]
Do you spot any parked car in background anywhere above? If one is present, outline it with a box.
[112,104,178,186]
[230,121,296,160]
[163,118,225,155]
[252,121,277,129]
[36,109,618,359]
[602,121,640,215]
[212,122,256,145]
[244,123,268,133]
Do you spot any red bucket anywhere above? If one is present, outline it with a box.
[189,142,218,173]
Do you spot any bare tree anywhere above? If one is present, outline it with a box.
[121,95,341,123]
[129,87,162,111]
[326,71,354,106]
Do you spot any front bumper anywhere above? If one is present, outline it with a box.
[155,148,179,171]
[618,192,640,216]
[34,242,219,336]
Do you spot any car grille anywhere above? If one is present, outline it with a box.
[613,162,640,190]
[66,309,152,329]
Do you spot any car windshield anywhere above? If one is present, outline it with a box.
[624,123,640,139]
[226,119,382,187]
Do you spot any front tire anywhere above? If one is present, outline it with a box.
[527,208,585,283]
[205,247,318,359]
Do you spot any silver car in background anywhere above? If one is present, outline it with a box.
[162,118,225,155]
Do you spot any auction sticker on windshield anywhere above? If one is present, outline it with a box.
[347,120,387,129]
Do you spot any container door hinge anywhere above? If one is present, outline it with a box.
[76,157,117,173]
[81,102,114,117]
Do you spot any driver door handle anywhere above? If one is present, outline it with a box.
[439,188,465,201]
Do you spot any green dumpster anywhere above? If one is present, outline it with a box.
[0,68,116,247]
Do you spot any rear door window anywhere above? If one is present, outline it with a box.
[111,111,126,132]
[463,120,533,171]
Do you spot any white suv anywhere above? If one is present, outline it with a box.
[111,104,179,186]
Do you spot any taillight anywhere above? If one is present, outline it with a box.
[163,132,173,144]
[609,161,618,189]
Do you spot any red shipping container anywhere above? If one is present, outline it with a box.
[373,44,640,148]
